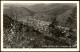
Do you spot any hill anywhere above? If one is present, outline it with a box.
[3,3,77,48]
[4,6,35,20]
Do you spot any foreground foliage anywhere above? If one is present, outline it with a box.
[3,14,77,48]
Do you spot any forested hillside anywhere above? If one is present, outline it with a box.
[3,3,77,48]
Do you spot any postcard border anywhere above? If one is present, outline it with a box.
[1,1,79,51]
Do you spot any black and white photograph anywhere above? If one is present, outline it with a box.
[1,1,79,51]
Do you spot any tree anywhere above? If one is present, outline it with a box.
[49,15,58,35]
[49,15,58,28]
[66,7,77,47]
[3,14,14,28]
[66,7,77,29]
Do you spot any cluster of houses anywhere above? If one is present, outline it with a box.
[17,16,77,37]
